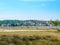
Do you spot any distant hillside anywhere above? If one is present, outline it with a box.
[0,20,60,27]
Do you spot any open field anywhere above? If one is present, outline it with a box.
[0,27,60,37]
[0,27,60,30]
[0,31,60,45]
[0,31,58,36]
[0,27,60,45]
[0,27,53,30]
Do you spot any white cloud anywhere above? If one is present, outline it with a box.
[20,0,56,2]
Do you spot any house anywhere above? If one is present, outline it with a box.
[1,24,12,27]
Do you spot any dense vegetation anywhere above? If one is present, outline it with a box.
[50,20,60,26]
[0,35,60,45]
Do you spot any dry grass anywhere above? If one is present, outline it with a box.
[0,27,60,45]
[0,27,60,37]
[0,27,60,38]
[0,27,59,31]
[0,31,59,37]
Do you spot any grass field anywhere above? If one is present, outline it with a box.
[0,27,60,37]
[0,27,60,30]
[0,27,60,45]
[0,31,60,45]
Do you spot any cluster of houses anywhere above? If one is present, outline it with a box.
[1,24,12,27]
[1,21,53,27]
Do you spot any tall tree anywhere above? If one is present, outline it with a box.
[50,20,59,26]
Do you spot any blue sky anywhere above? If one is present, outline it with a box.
[0,0,60,20]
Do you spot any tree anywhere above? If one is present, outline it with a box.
[50,20,60,26]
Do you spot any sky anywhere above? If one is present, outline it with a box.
[0,0,60,20]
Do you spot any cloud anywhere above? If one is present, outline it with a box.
[20,0,56,2]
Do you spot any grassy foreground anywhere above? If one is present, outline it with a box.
[0,28,60,45]
[0,32,60,45]
[0,31,60,45]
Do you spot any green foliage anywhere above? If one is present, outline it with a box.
[50,20,60,26]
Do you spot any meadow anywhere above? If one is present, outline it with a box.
[0,27,60,45]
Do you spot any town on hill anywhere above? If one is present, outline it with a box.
[0,20,60,27]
